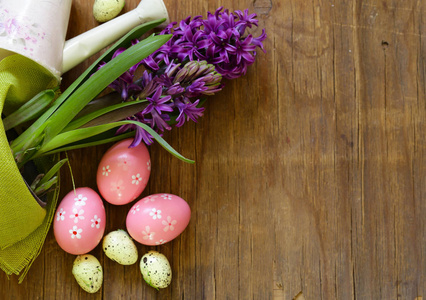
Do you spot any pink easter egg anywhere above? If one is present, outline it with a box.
[96,138,151,205]
[54,187,106,255]
[126,193,191,246]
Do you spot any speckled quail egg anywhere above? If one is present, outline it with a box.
[72,254,103,293]
[93,0,125,23]
[140,251,172,289]
[103,229,138,265]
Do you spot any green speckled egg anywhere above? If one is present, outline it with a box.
[140,251,172,289]
[72,254,103,293]
[93,0,125,23]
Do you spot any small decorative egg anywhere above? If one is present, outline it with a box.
[54,187,106,255]
[103,229,138,265]
[140,251,172,289]
[97,138,151,205]
[93,0,125,23]
[126,193,191,246]
[72,254,103,293]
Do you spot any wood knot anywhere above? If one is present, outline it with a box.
[381,40,389,49]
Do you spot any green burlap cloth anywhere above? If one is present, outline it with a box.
[0,54,60,281]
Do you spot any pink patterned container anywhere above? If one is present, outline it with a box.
[0,0,72,80]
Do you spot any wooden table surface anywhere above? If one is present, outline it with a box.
[1,0,425,299]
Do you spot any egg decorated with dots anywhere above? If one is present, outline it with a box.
[97,138,151,205]
[126,193,191,246]
[72,254,103,293]
[53,187,106,255]
[102,230,138,265]
[140,251,172,289]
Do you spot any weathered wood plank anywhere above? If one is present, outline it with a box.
[0,0,424,299]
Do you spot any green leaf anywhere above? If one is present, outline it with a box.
[30,174,44,191]
[3,89,56,131]
[72,92,124,119]
[34,176,58,196]
[10,19,167,160]
[37,158,68,187]
[37,131,135,154]
[10,103,55,156]
[43,34,172,145]
[50,18,168,109]
[36,121,194,164]
[63,98,147,131]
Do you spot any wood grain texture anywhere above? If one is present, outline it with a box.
[1,0,425,299]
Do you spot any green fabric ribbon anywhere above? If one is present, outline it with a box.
[0,54,60,281]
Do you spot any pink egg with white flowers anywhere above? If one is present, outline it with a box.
[54,187,106,255]
[97,138,151,205]
[126,193,191,246]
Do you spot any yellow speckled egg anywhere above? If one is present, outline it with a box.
[93,0,125,23]
[140,251,172,289]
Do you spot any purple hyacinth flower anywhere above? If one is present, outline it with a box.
[116,115,155,146]
[167,83,185,95]
[102,7,266,148]
[142,87,173,115]
[203,7,226,35]
[98,41,145,101]
[175,98,205,127]
[137,70,161,99]
[131,126,154,146]
[251,28,267,51]
[234,9,259,33]
[208,29,235,64]
[150,110,172,132]
[230,34,257,64]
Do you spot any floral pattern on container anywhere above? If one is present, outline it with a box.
[0,7,46,54]
[0,0,72,79]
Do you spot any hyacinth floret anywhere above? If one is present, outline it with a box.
[142,6,267,79]
[101,7,266,147]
